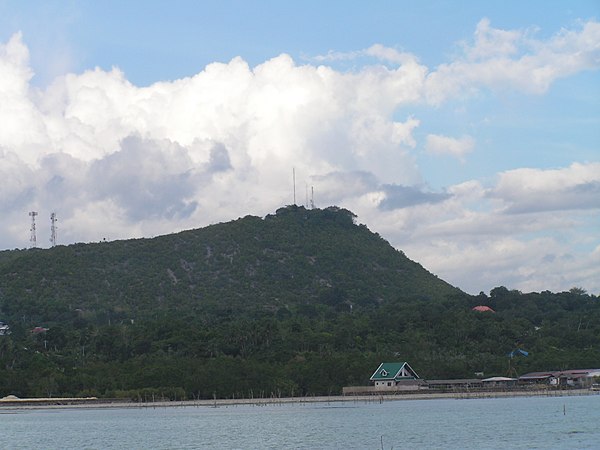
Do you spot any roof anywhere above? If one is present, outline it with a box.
[426,379,482,385]
[472,305,495,312]
[482,377,517,382]
[370,362,419,381]
[519,371,556,380]
[520,369,600,380]
[557,369,600,378]
[31,327,49,334]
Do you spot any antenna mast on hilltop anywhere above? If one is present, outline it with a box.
[50,212,57,247]
[29,211,38,248]
[305,184,315,209]
[305,184,309,208]
[292,167,296,205]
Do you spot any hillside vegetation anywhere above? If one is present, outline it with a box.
[0,206,598,400]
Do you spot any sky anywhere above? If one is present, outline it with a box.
[0,0,599,295]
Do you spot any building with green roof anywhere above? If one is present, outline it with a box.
[370,362,420,390]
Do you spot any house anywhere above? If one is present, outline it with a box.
[31,327,49,334]
[518,371,559,385]
[481,376,518,388]
[370,362,420,390]
[519,369,600,388]
[557,369,600,388]
[0,322,10,336]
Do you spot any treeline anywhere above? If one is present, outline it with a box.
[0,288,598,400]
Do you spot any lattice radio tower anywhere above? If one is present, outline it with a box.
[50,212,57,247]
[29,211,38,248]
[305,184,316,209]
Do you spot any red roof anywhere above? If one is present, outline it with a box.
[472,305,495,313]
[31,327,48,334]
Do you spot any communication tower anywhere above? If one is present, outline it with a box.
[292,168,296,205]
[305,184,309,208]
[50,212,57,247]
[29,211,38,248]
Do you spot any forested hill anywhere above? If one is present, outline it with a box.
[0,205,460,325]
[0,205,598,400]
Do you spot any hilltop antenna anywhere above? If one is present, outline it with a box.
[310,186,315,209]
[305,183,309,208]
[293,167,296,205]
[50,212,57,247]
[29,211,38,248]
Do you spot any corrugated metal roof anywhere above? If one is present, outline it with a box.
[519,372,555,379]
[520,368,600,380]
[482,377,517,382]
[426,379,482,385]
[369,362,419,381]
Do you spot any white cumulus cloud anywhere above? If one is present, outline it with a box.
[425,19,600,104]
[425,134,475,161]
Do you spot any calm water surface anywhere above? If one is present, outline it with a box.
[1,394,599,449]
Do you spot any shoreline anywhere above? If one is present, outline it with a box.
[1,388,598,411]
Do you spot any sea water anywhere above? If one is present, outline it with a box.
[1,394,599,449]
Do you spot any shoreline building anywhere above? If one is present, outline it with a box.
[369,362,421,391]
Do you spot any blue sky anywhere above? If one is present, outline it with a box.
[0,0,599,294]
[4,1,597,83]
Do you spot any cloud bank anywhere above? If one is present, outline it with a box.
[1,19,599,295]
